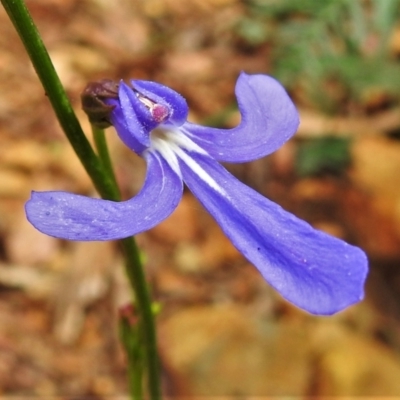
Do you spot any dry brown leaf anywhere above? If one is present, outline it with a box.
[5,206,59,266]
[159,304,311,396]
[149,193,201,245]
[0,263,56,298]
[312,322,400,396]
[52,241,116,344]
[298,108,400,138]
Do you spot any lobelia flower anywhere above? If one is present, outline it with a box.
[25,73,368,315]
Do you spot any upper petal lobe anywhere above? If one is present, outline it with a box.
[184,72,299,163]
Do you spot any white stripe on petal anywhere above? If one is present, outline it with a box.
[171,144,226,195]
[149,137,181,177]
[164,129,208,155]
[149,127,225,195]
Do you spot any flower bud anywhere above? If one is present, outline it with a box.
[81,79,119,128]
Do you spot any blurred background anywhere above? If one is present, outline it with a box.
[1,0,400,397]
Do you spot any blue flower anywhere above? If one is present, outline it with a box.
[25,73,368,315]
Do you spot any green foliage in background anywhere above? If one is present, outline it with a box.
[239,0,400,114]
[296,136,351,176]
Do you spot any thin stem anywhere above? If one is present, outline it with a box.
[129,355,144,400]
[122,238,161,400]
[1,1,161,399]
[120,312,144,400]
[92,125,120,194]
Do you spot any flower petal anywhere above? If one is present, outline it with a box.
[107,97,147,154]
[25,152,183,241]
[178,151,368,315]
[184,72,300,163]
[119,82,160,134]
[106,81,158,154]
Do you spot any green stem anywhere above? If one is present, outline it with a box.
[1,1,161,399]
[122,238,160,400]
[129,354,144,400]
[92,125,120,193]
[120,313,144,400]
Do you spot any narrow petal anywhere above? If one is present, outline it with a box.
[184,72,300,163]
[117,82,152,148]
[178,151,368,315]
[107,97,147,154]
[25,152,183,241]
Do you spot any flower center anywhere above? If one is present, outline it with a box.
[148,128,225,195]
[136,92,169,123]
